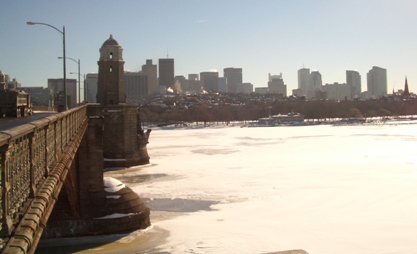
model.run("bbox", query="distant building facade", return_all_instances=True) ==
[218,77,227,93]
[292,88,304,97]
[185,74,201,93]
[307,71,322,99]
[7,78,21,90]
[200,71,219,92]
[346,70,361,100]
[48,78,77,108]
[125,72,148,104]
[159,58,175,92]
[21,87,54,107]
[142,59,158,94]
[240,83,253,94]
[297,68,310,96]
[85,73,98,103]
[255,87,269,94]
[367,66,387,98]
[173,75,185,94]
[268,73,287,96]
[224,67,242,93]
[322,82,350,101]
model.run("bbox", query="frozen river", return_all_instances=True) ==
[37,123,417,254]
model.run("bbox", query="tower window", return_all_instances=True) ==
[110,66,113,72]
[110,52,113,59]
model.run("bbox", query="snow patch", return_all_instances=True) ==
[103,177,126,193]
[94,213,136,219]
[106,195,121,199]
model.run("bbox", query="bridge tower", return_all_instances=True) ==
[97,34,126,105]
[96,34,150,168]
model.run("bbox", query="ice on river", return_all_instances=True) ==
[110,123,417,254]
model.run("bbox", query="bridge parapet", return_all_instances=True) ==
[0,106,87,247]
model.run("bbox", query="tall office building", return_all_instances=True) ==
[268,73,287,96]
[125,72,148,103]
[307,71,322,99]
[48,78,77,108]
[142,59,158,94]
[346,70,361,99]
[187,74,201,93]
[159,58,174,92]
[85,73,98,103]
[367,66,387,98]
[224,67,242,94]
[218,77,227,93]
[298,68,310,96]
[200,71,219,92]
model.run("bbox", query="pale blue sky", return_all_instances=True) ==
[1,0,417,93]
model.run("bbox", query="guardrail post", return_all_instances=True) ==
[0,145,5,237]
[0,142,14,237]
[28,132,35,198]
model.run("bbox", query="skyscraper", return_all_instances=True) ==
[224,67,242,94]
[200,71,218,92]
[85,73,98,103]
[298,68,310,96]
[187,74,201,93]
[159,58,174,93]
[142,59,158,95]
[308,71,322,99]
[125,71,148,103]
[268,73,287,96]
[217,77,227,93]
[367,66,387,98]
[48,78,77,108]
[346,70,361,100]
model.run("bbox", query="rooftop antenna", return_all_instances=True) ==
[167,48,169,58]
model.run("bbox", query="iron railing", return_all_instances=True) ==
[0,105,87,236]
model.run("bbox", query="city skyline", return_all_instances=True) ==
[1,1,417,93]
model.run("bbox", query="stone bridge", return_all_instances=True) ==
[0,105,151,253]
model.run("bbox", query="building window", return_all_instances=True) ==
[110,66,113,72]
[110,52,113,59]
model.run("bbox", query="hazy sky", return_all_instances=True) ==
[2,0,417,93]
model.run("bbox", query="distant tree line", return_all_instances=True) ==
[140,98,417,124]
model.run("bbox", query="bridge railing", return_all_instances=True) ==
[0,105,87,236]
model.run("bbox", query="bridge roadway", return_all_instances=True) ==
[0,112,58,131]
[0,106,88,253]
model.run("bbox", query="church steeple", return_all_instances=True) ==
[404,76,410,97]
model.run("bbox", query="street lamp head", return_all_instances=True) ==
[26,21,35,25]
[58,57,63,59]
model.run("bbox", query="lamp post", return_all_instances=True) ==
[27,21,67,110]
[60,57,80,104]
[70,72,85,104]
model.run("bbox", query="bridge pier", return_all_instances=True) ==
[42,104,151,239]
